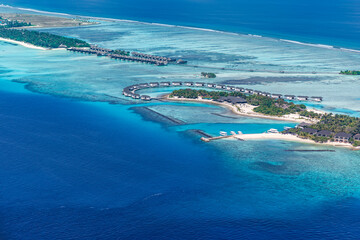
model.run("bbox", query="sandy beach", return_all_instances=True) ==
[0,37,49,50]
[165,95,318,124]
[233,133,360,150]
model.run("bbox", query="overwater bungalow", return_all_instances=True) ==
[284,95,296,100]
[194,82,205,87]
[311,96,323,102]
[334,132,352,143]
[172,81,182,86]
[133,94,141,99]
[216,84,226,89]
[141,95,151,101]
[271,94,283,99]
[160,82,171,86]
[149,82,160,87]
[138,83,150,88]
[184,82,193,86]
[297,96,309,101]
[206,83,216,88]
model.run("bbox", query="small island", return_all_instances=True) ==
[340,70,360,75]
[201,72,216,78]
[167,88,360,148]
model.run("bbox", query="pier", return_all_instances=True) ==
[122,81,323,102]
[67,45,185,66]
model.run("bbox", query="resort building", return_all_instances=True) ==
[138,83,150,88]
[149,82,160,87]
[311,96,323,102]
[141,95,151,101]
[184,82,193,86]
[195,82,204,87]
[216,84,226,89]
[206,83,216,88]
[172,82,182,86]
[334,132,352,143]
[133,94,141,99]
[284,95,296,100]
[316,130,333,138]
[297,122,312,129]
[217,96,247,104]
[271,94,283,99]
[354,134,360,141]
[160,82,171,86]
[297,96,309,101]
[301,128,318,135]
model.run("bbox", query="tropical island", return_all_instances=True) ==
[168,88,360,148]
[340,70,360,75]
[201,72,216,78]
[0,28,90,48]
[0,16,32,28]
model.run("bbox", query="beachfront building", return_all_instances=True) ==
[160,82,171,86]
[297,122,312,129]
[301,128,318,135]
[217,96,247,104]
[334,132,352,143]
[284,95,296,100]
[354,134,360,141]
[297,96,309,101]
[172,82,182,86]
[316,130,333,138]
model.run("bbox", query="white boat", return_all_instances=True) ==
[238,131,243,135]
[267,128,279,133]
[230,131,236,135]
[220,131,228,136]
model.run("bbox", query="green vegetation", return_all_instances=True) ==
[340,70,360,75]
[285,113,360,145]
[170,89,308,116]
[201,72,216,78]
[113,49,130,56]
[0,28,90,48]
[0,17,32,28]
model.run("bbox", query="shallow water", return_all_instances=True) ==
[1,5,360,240]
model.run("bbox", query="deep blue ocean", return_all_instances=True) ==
[1,1,360,239]
[3,0,360,49]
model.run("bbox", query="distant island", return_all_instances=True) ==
[340,70,360,75]
[0,28,90,48]
[0,16,31,28]
[201,72,216,78]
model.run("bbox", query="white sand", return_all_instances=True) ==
[167,96,317,123]
[0,37,49,50]
[234,133,359,149]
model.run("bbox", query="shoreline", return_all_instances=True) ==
[2,4,360,54]
[233,133,360,150]
[164,95,317,124]
[0,37,51,50]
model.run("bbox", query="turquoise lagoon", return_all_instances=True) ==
[1,6,360,239]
